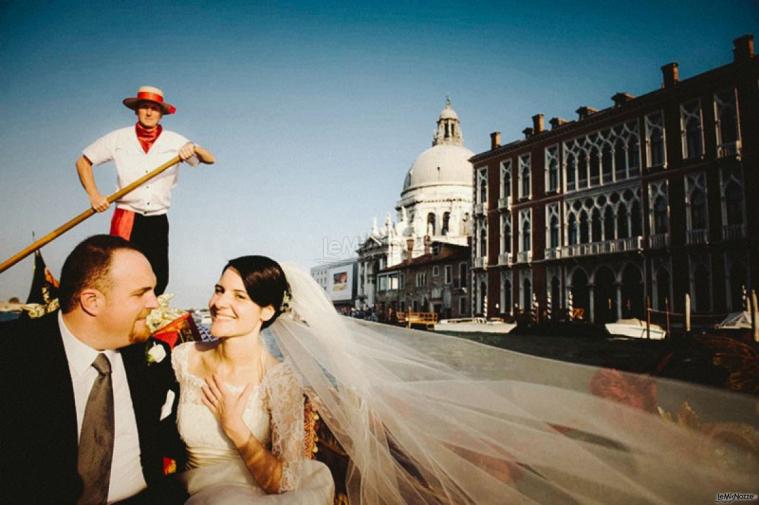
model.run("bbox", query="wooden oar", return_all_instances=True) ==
[0,155,182,274]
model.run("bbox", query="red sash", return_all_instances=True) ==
[110,208,135,240]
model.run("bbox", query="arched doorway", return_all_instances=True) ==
[621,264,643,318]
[655,267,671,311]
[593,266,616,324]
[571,269,590,321]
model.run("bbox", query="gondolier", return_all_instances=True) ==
[75,86,215,295]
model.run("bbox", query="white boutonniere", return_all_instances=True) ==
[146,342,167,366]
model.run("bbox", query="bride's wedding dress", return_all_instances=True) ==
[172,342,334,505]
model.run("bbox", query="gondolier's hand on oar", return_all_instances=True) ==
[179,142,216,165]
[89,193,110,213]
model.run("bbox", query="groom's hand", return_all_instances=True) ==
[201,374,255,447]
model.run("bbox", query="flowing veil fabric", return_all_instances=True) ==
[268,265,759,504]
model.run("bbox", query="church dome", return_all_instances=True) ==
[401,99,473,194]
[402,144,474,194]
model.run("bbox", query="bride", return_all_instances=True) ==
[176,255,759,504]
[172,256,334,504]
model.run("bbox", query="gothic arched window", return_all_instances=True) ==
[604,206,615,241]
[503,216,511,253]
[566,153,576,191]
[577,151,588,188]
[522,218,531,252]
[654,196,668,234]
[579,211,589,244]
[591,208,602,242]
[602,143,613,183]
[617,204,629,239]
[631,201,642,237]
[614,138,626,179]
[568,214,578,245]
[550,216,559,248]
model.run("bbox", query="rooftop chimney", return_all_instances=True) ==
[612,92,635,107]
[531,114,544,134]
[661,62,679,88]
[733,34,755,62]
[522,127,533,139]
[575,106,598,121]
[490,131,501,150]
[549,117,568,129]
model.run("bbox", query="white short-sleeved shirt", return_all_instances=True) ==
[83,126,197,216]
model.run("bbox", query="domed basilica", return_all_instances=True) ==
[356,99,473,309]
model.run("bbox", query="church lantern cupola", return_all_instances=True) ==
[433,97,464,147]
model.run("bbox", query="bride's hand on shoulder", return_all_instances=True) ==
[201,374,255,448]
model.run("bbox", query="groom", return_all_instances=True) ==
[0,235,186,505]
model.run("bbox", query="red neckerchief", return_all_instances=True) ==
[135,123,163,153]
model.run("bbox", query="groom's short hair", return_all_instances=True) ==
[59,234,143,313]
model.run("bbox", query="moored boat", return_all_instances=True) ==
[715,310,757,330]
[434,317,516,334]
[605,318,666,340]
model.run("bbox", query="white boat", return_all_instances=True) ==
[605,318,666,340]
[434,317,516,334]
[715,311,757,330]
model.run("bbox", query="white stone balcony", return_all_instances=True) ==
[474,203,485,216]
[474,256,487,269]
[498,252,512,265]
[648,233,670,249]
[498,196,510,209]
[722,223,746,241]
[515,251,531,263]
[561,243,593,257]
[544,247,562,260]
[560,237,643,258]
[686,228,709,245]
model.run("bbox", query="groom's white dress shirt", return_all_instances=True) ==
[58,313,147,503]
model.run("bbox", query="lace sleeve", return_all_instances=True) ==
[264,361,305,493]
[170,341,191,382]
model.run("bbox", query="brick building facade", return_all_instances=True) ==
[470,35,758,324]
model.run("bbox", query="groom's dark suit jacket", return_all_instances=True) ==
[0,312,186,505]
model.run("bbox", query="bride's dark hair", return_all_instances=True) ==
[224,255,290,329]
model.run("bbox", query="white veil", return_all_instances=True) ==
[269,264,759,504]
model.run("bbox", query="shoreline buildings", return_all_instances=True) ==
[470,35,757,324]
[310,259,358,314]
[356,100,473,318]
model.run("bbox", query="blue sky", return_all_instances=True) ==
[1,0,757,308]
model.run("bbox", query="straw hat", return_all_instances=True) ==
[122,86,176,115]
